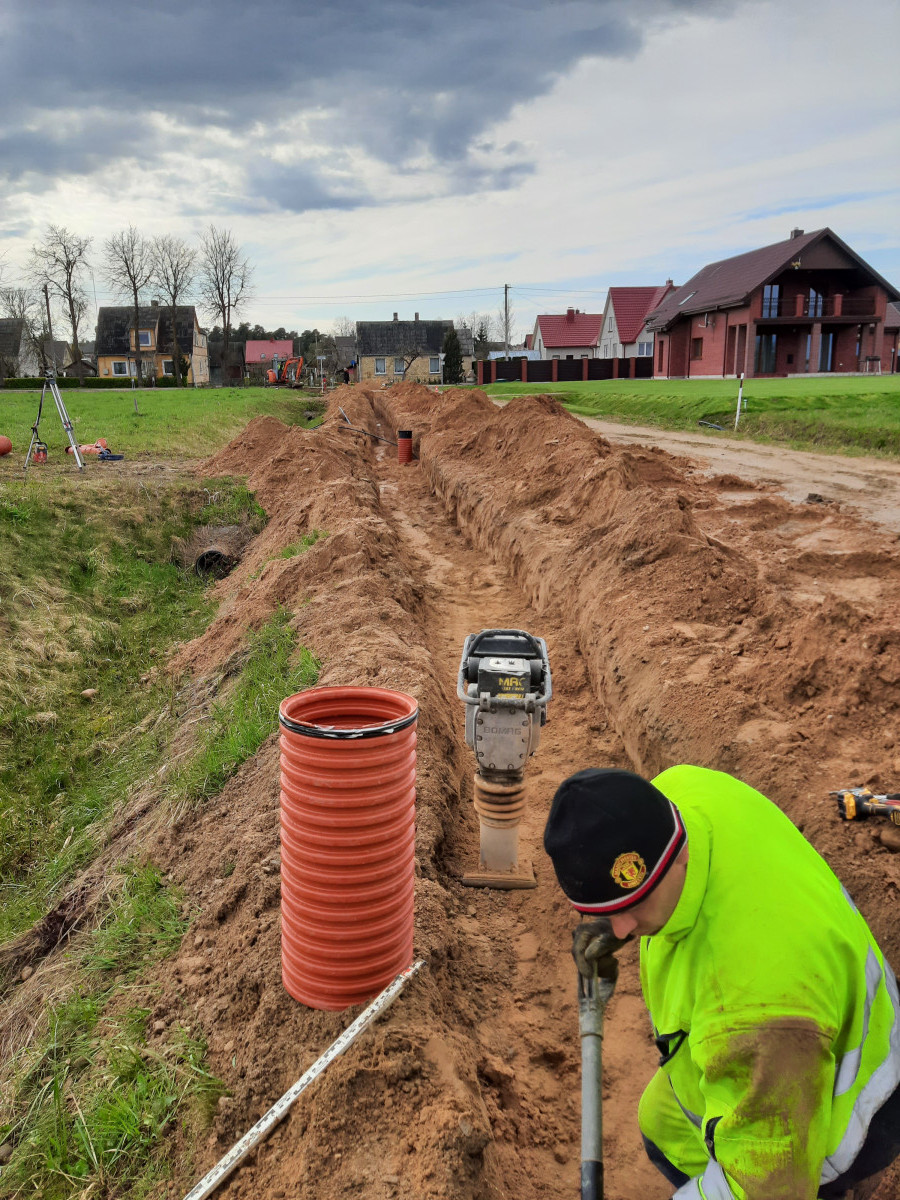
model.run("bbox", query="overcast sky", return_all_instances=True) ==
[1,0,898,341]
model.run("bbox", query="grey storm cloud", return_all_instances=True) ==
[0,0,737,213]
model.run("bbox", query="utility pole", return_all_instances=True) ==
[504,283,509,359]
[42,283,59,376]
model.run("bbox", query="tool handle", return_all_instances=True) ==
[581,1160,603,1200]
[580,967,605,1199]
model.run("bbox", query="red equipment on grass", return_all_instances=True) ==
[266,356,305,387]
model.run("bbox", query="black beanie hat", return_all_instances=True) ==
[543,768,686,913]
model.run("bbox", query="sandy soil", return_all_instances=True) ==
[4,385,900,1199]
[578,415,900,535]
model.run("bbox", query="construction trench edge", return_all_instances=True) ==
[4,382,900,1200]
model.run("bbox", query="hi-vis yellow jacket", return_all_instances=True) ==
[642,765,900,1200]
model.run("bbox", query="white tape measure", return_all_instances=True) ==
[183,960,424,1200]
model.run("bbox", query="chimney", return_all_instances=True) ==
[790,228,804,239]
[566,307,575,322]
[414,312,419,321]
[393,312,398,321]
[666,278,674,287]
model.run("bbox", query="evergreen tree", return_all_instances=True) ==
[442,326,464,385]
[474,319,491,360]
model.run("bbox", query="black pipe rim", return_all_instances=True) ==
[278,706,418,739]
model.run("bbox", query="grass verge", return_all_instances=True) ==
[484,374,900,457]
[0,472,265,941]
[0,863,225,1199]
[165,608,320,816]
[0,388,327,460]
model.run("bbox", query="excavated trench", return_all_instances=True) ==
[6,383,900,1200]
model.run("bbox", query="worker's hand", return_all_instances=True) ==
[571,918,629,983]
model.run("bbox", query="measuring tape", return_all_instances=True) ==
[182,960,424,1200]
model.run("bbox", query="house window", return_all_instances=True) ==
[761,285,780,319]
[638,341,652,356]
[581,354,588,359]
[658,341,664,371]
[429,357,440,374]
[394,357,405,375]
[138,330,152,347]
[112,360,129,375]
[552,355,560,361]
[374,357,386,375]
[819,332,834,372]
[809,288,823,318]
[690,338,703,360]
[162,360,174,376]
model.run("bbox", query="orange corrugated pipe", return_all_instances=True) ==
[397,430,413,463]
[278,685,417,1010]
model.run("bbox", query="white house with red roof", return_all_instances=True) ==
[599,285,675,359]
[245,338,294,371]
[531,308,603,359]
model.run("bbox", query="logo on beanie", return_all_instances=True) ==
[611,852,647,890]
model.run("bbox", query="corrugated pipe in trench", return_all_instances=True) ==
[278,685,418,1010]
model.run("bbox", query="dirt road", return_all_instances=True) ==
[580,415,900,534]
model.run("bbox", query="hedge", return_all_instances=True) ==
[2,377,196,390]
[2,376,84,389]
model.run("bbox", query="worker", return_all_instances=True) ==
[543,765,900,1200]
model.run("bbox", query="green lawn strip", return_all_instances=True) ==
[0,476,263,941]
[0,387,327,459]
[0,864,225,1199]
[484,375,900,457]
[165,608,320,815]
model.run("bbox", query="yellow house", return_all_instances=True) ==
[95,302,209,385]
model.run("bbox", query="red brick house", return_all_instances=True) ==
[884,302,900,374]
[645,229,900,378]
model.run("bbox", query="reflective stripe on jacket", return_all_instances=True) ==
[642,765,900,1200]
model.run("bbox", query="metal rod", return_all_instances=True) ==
[181,960,424,1200]
[579,963,607,1200]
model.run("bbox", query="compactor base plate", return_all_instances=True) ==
[461,860,537,890]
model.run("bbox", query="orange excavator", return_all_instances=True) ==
[265,356,305,387]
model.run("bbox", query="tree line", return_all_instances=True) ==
[0,224,253,387]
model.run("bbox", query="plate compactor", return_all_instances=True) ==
[457,629,552,889]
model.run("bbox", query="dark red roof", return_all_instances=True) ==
[646,228,900,333]
[609,286,674,344]
[537,310,603,348]
[886,302,900,331]
[245,338,293,364]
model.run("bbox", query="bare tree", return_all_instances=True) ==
[198,225,253,376]
[1,285,50,374]
[495,298,517,354]
[151,234,197,387]
[331,315,355,338]
[28,225,92,379]
[104,225,154,386]
[457,310,492,358]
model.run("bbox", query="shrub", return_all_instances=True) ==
[3,377,82,389]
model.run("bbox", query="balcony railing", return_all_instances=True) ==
[760,295,876,319]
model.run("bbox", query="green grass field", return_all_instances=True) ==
[484,374,900,457]
[0,386,325,459]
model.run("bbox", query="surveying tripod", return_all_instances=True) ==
[24,371,84,476]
